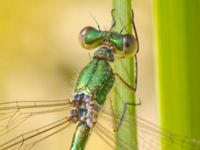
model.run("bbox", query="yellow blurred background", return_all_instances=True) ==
[0,0,155,149]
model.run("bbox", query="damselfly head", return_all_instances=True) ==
[79,26,138,58]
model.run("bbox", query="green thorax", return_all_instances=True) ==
[75,46,115,105]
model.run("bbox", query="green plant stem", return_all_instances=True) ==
[112,0,137,150]
[154,0,200,150]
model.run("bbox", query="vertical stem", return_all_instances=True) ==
[154,0,200,149]
[112,0,137,150]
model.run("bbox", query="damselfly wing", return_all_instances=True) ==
[0,99,200,150]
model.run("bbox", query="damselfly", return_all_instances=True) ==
[0,10,200,150]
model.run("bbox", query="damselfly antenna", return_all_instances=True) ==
[89,11,101,31]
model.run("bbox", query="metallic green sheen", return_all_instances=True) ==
[84,29,123,51]
[109,32,123,51]
[85,28,104,45]
[75,57,115,105]
[75,59,99,95]
[96,70,115,104]
[70,122,91,150]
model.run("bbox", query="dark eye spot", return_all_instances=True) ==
[124,35,134,49]
[125,41,130,47]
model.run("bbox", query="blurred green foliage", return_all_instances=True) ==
[154,0,200,149]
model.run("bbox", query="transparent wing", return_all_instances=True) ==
[94,122,136,150]
[1,99,200,150]
[98,104,200,150]
[0,117,72,150]
[0,99,71,136]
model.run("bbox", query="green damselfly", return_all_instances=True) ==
[0,10,200,150]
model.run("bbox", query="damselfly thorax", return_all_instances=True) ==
[70,46,115,127]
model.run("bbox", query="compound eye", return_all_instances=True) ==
[79,26,102,50]
[123,34,138,57]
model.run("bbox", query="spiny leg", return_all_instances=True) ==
[113,70,141,130]
[111,9,132,34]
[109,97,127,132]
[114,73,141,105]
[109,96,140,132]
[109,9,117,32]
[132,10,139,91]
[131,10,139,53]
[114,73,134,92]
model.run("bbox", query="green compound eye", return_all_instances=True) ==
[110,33,138,58]
[79,27,138,57]
[79,26,103,50]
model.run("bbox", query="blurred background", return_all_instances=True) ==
[0,0,154,149]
